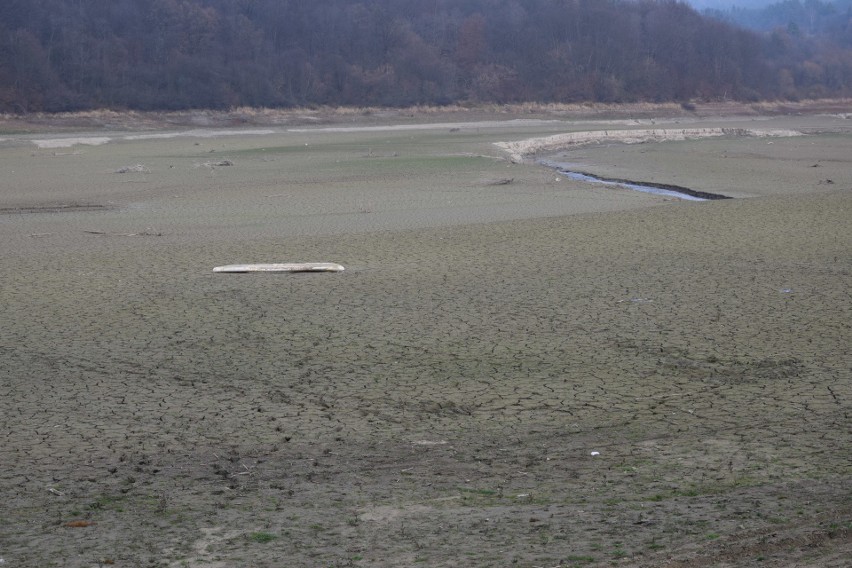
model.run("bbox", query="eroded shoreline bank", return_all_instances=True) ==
[494,126,806,163]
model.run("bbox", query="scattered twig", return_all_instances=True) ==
[114,164,149,174]
[119,231,163,237]
[200,160,234,168]
[65,520,96,528]
[363,150,398,158]
[231,463,253,477]
[83,229,162,237]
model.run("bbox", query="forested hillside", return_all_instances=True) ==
[1,0,850,113]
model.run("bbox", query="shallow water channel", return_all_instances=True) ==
[541,160,730,201]
[560,170,707,201]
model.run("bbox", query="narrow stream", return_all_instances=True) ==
[541,160,731,201]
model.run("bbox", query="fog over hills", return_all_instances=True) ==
[690,0,848,8]
[692,0,852,32]
[688,1,785,8]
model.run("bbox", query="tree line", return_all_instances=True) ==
[1,0,850,113]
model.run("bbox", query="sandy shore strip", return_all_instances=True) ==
[29,128,277,149]
[495,127,806,162]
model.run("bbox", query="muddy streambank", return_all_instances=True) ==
[500,124,829,202]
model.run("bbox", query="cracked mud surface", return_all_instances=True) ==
[1,109,850,567]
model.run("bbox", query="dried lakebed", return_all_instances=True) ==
[1,109,850,568]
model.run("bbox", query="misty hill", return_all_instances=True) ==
[689,0,780,8]
[702,0,852,34]
[1,0,850,113]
